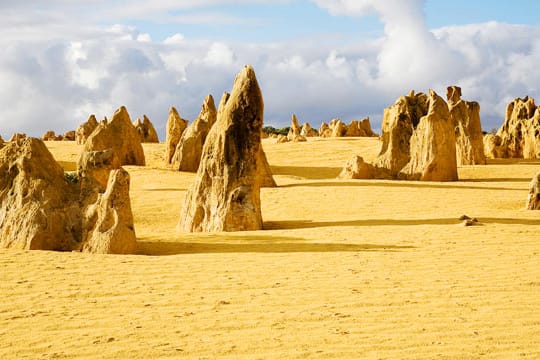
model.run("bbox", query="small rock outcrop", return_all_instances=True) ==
[300,122,317,137]
[330,119,347,137]
[345,118,377,137]
[526,172,540,210]
[178,66,264,232]
[483,134,505,159]
[133,115,159,143]
[42,131,56,141]
[276,134,289,143]
[9,133,27,142]
[0,137,137,253]
[446,86,485,165]
[319,122,332,138]
[164,107,188,165]
[337,155,376,179]
[488,97,540,159]
[171,95,217,172]
[287,114,307,142]
[82,106,145,166]
[76,115,99,145]
[63,130,76,141]
[338,90,458,182]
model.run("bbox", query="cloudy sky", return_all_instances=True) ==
[1,0,540,139]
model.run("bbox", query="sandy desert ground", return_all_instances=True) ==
[1,137,539,359]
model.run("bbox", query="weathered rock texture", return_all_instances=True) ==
[83,106,145,166]
[287,114,307,142]
[0,136,4,148]
[178,66,264,232]
[133,115,159,143]
[400,90,458,181]
[300,122,317,137]
[483,133,504,159]
[63,130,76,141]
[338,155,376,179]
[76,115,99,145]
[0,137,137,253]
[446,86,485,165]
[338,90,458,181]
[276,134,289,143]
[9,133,27,142]
[42,131,57,141]
[319,122,332,138]
[330,119,347,137]
[345,118,378,137]
[171,95,217,172]
[487,97,540,159]
[526,172,540,210]
[164,107,188,165]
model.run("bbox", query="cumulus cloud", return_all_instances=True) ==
[1,0,540,139]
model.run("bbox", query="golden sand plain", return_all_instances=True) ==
[1,137,539,359]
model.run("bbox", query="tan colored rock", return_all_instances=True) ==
[526,172,540,210]
[495,97,540,158]
[337,155,376,179]
[0,138,80,250]
[178,66,264,232]
[77,148,121,192]
[164,107,188,165]
[345,118,377,137]
[269,133,278,139]
[42,130,56,141]
[0,136,4,148]
[63,130,76,141]
[258,148,277,187]
[300,122,317,137]
[483,133,505,159]
[319,122,332,138]
[9,133,27,142]
[83,106,145,166]
[330,118,346,137]
[133,115,159,143]
[375,91,428,176]
[400,90,458,181]
[446,86,485,165]
[79,168,137,254]
[76,114,99,145]
[171,95,217,172]
[276,134,289,143]
[287,114,307,142]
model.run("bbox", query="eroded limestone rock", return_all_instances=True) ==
[164,107,188,165]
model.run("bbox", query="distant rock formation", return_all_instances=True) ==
[287,114,307,142]
[0,138,137,253]
[338,90,458,181]
[319,122,332,138]
[330,119,347,137]
[133,115,159,143]
[446,86,485,165]
[300,122,317,137]
[63,130,76,141]
[164,107,188,165]
[337,155,376,179]
[345,118,377,137]
[178,66,264,232]
[9,133,27,142]
[483,133,504,159]
[526,172,540,210]
[487,97,540,159]
[42,130,56,141]
[76,115,99,145]
[399,90,458,181]
[276,134,289,143]
[171,95,217,172]
[82,106,145,166]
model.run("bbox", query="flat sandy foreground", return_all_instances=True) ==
[1,137,539,359]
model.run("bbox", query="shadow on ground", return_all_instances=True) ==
[279,180,523,191]
[271,165,342,180]
[137,234,414,256]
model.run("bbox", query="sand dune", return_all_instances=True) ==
[1,137,539,359]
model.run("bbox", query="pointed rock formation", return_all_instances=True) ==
[178,66,264,232]
[400,90,458,181]
[345,118,377,137]
[164,107,188,165]
[171,95,217,172]
[76,115,99,145]
[375,91,428,176]
[300,122,317,137]
[0,137,138,253]
[319,122,332,138]
[82,106,145,166]
[330,118,346,137]
[133,115,159,143]
[446,86,485,165]
[79,168,137,254]
[526,172,540,210]
[492,97,540,159]
[287,114,307,142]
[42,131,56,141]
[0,138,80,250]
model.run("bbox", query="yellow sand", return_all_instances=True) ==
[1,138,539,359]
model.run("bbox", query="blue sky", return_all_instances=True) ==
[1,0,540,137]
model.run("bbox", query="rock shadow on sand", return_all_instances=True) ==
[137,234,414,256]
[270,165,342,180]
